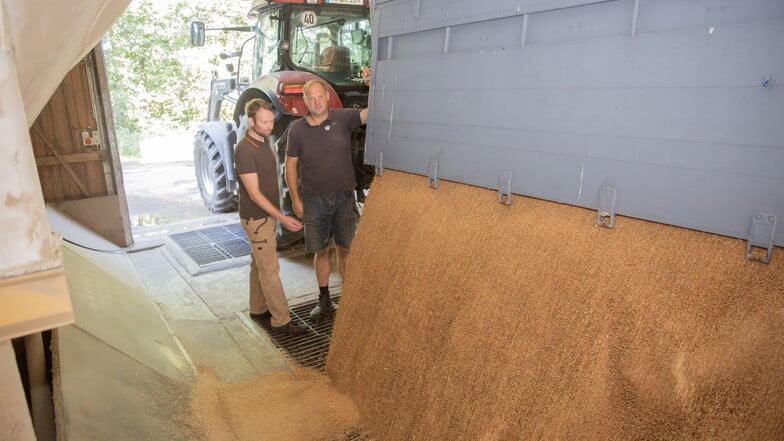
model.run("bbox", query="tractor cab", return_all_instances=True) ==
[250,0,371,91]
[189,0,371,123]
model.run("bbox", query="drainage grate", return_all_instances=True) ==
[255,295,375,441]
[169,224,250,267]
[255,295,344,371]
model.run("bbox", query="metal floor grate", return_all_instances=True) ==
[256,295,342,371]
[169,223,250,267]
[256,295,375,441]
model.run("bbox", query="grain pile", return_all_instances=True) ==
[190,367,360,441]
[327,170,784,440]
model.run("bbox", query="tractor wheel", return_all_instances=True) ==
[233,88,267,127]
[194,130,237,213]
[269,122,304,249]
[352,126,374,203]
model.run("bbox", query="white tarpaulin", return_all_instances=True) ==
[1,1,129,438]
[6,0,132,124]
[1,0,130,283]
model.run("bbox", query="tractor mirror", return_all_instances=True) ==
[190,21,206,47]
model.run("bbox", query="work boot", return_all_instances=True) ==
[249,310,272,326]
[309,293,337,321]
[271,321,308,336]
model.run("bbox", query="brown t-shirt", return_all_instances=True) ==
[235,135,280,220]
[286,108,363,195]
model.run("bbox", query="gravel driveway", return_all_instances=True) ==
[120,131,238,239]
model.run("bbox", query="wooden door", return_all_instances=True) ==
[30,45,132,247]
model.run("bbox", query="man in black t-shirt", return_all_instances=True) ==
[236,99,306,335]
[285,80,368,320]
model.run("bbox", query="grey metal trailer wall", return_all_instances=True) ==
[366,0,784,247]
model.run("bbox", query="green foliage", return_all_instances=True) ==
[116,125,141,157]
[104,0,251,156]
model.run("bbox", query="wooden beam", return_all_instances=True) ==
[34,151,106,167]
[30,125,90,197]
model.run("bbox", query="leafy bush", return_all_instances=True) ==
[116,125,141,157]
[104,0,250,155]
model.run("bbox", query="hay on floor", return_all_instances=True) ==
[328,170,784,440]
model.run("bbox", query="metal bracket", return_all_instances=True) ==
[497,171,512,205]
[427,159,439,189]
[746,211,776,264]
[376,152,384,176]
[597,186,617,228]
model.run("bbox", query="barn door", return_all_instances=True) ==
[30,44,133,248]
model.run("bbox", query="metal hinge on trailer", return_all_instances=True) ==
[746,211,777,264]
[427,159,439,189]
[597,186,617,228]
[498,170,512,205]
[376,152,384,176]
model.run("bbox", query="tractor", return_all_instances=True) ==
[190,0,372,247]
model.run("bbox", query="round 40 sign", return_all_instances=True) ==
[300,10,317,27]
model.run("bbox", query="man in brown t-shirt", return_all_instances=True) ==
[236,99,306,335]
[285,80,368,320]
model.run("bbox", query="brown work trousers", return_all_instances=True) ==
[241,216,291,327]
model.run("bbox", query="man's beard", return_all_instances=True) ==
[251,125,268,138]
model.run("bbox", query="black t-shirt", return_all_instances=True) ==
[286,108,362,195]
[235,136,280,220]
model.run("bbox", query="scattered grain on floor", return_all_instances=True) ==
[190,366,361,441]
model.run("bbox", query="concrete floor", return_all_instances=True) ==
[47,207,342,440]
[120,132,211,236]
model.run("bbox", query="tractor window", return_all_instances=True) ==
[340,20,371,73]
[254,10,281,79]
[289,9,371,86]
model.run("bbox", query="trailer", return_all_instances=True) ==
[365,0,783,255]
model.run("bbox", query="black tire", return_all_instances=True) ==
[352,126,374,203]
[233,88,267,127]
[269,120,304,249]
[194,130,237,213]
